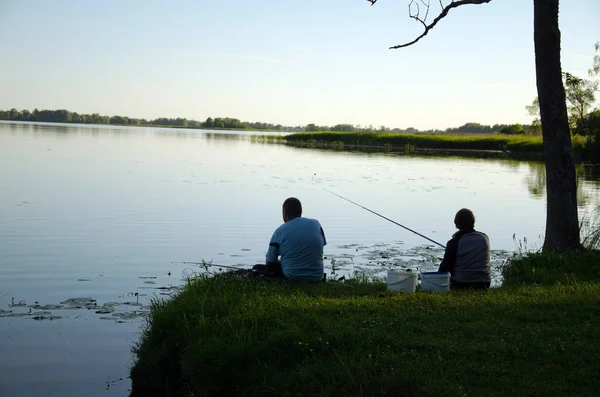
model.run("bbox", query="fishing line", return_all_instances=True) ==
[171,262,247,270]
[324,189,445,248]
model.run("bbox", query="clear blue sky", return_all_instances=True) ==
[0,0,598,130]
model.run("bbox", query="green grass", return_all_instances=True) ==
[501,250,600,286]
[260,132,596,163]
[282,132,544,153]
[130,254,600,397]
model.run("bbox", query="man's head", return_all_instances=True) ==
[454,208,475,230]
[282,197,302,222]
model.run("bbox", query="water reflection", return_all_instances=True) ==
[576,163,600,182]
[2,123,600,397]
[524,162,600,208]
[0,121,285,141]
[524,162,546,198]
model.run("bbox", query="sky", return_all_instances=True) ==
[0,0,598,130]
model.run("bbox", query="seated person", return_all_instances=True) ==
[438,208,491,290]
[253,197,327,282]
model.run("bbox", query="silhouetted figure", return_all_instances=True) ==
[438,208,491,290]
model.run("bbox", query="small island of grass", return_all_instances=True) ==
[255,131,598,163]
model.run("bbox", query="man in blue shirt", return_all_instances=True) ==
[253,197,327,282]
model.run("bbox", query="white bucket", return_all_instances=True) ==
[420,271,451,293]
[386,270,417,293]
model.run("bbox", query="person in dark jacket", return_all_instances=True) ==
[438,208,491,290]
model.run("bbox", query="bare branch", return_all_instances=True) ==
[409,0,428,30]
[419,0,430,24]
[368,0,492,49]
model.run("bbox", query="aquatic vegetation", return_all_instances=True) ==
[283,131,543,152]
[0,310,56,319]
[0,294,151,323]
[321,242,508,286]
[580,210,600,250]
[60,297,98,309]
[264,131,599,163]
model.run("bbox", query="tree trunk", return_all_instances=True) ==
[533,0,581,251]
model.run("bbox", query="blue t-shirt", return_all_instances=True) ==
[266,217,327,282]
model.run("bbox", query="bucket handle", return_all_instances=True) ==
[422,278,450,288]
[386,279,414,285]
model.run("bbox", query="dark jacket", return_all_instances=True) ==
[438,229,491,283]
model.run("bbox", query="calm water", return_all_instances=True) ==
[1,122,599,396]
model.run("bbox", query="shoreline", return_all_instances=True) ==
[278,139,546,162]
[3,121,597,164]
[255,131,598,164]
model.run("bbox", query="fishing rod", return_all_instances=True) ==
[324,189,445,248]
[171,262,248,270]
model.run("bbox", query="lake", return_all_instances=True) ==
[1,122,599,396]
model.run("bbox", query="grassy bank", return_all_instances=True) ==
[130,251,600,397]
[262,132,595,163]
[283,132,546,152]
[502,250,600,286]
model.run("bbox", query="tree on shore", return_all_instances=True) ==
[367,0,581,252]
[564,73,597,133]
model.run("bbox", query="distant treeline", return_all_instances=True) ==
[0,108,299,131]
[0,107,537,135]
[305,122,539,135]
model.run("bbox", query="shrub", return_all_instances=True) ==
[499,124,526,135]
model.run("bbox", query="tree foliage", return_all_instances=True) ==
[499,124,526,135]
[525,98,543,135]
[564,72,598,133]
[0,108,298,132]
[527,42,599,136]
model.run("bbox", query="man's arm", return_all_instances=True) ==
[265,241,280,265]
[438,238,458,273]
[320,226,327,246]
